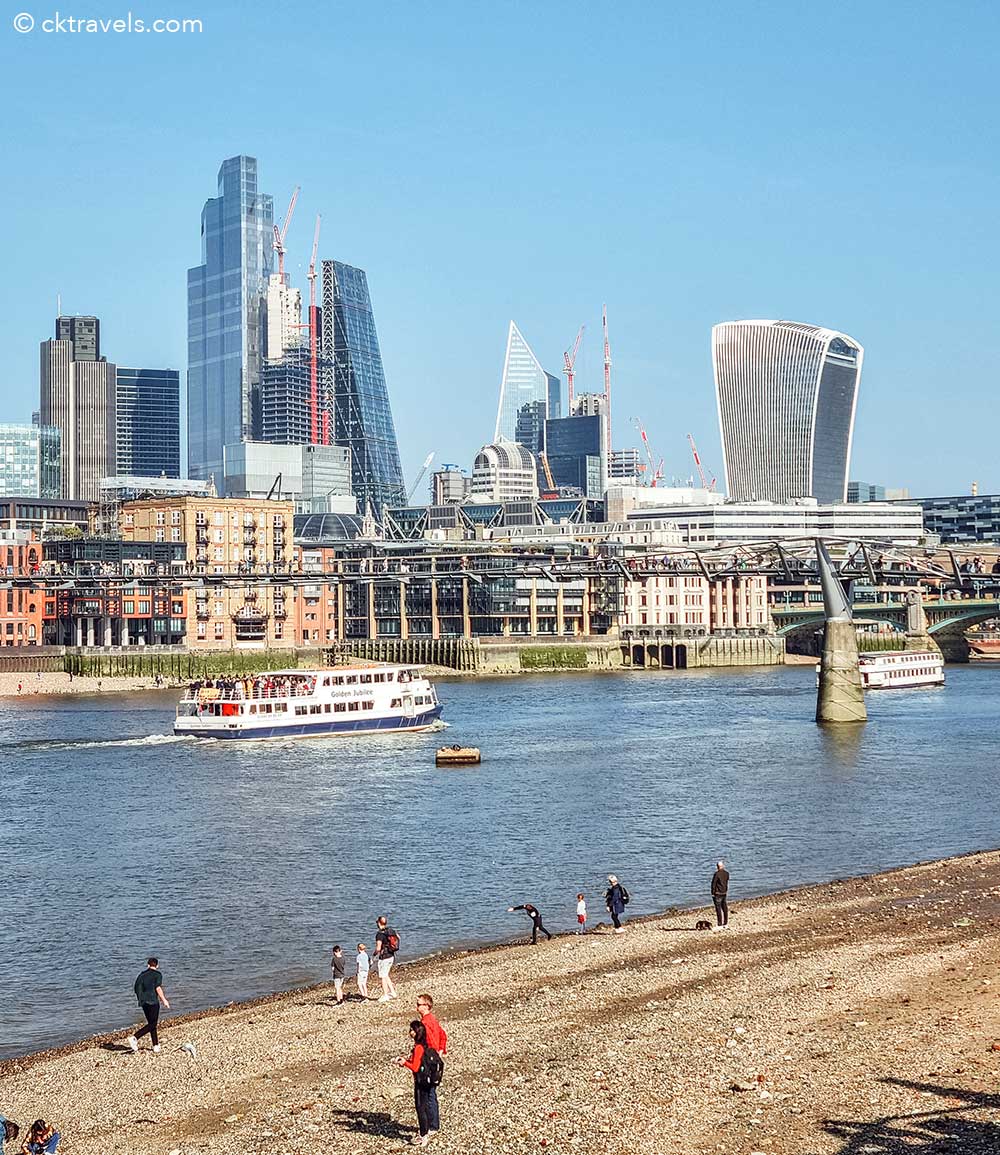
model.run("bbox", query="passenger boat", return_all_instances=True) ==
[173,665,443,740]
[967,630,1000,660]
[816,650,945,690]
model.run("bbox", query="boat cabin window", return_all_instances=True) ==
[295,705,307,715]
[323,677,331,686]
[374,673,385,683]
[386,673,394,682]
[346,676,358,685]
[334,702,346,712]
[249,705,257,714]
[333,677,344,685]
[274,702,286,713]
[390,697,401,708]
[324,703,331,712]
[361,674,372,684]
[362,700,374,710]
[348,701,359,712]
[310,704,321,714]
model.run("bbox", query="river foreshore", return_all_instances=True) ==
[4,851,1000,1154]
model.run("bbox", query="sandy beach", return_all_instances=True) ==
[3,850,1000,1154]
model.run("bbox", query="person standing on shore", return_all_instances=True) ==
[576,893,587,934]
[712,860,730,929]
[396,1020,443,1147]
[417,993,448,1055]
[1,1116,21,1153]
[507,903,552,944]
[374,917,399,1003]
[330,946,346,1004]
[127,957,170,1053]
[604,875,629,933]
[356,943,371,1000]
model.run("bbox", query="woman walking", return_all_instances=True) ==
[397,1020,441,1146]
[604,875,629,933]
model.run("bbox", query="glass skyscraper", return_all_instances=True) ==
[116,368,181,477]
[187,155,273,489]
[494,322,561,450]
[544,414,605,499]
[713,320,863,503]
[0,424,61,498]
[321,259,405,511]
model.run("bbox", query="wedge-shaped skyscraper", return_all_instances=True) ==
[713,320,863,503]
[494,321,560,452]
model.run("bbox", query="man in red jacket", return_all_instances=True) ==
[416,993,447,1054]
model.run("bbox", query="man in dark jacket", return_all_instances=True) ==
[711,861,730,928]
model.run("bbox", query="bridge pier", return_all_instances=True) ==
[815,540,867,726]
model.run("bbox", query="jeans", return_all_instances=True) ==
[531,919,552,944]
[135,1002,160,1045]
[415,1085,440,1135]
[713,896,729,926]
[610,908,622,929]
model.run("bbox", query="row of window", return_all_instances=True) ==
[292,700,376,716]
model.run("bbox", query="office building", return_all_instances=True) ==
[494,322,561,450]
[543,414,606,499]
[431,466,470,505]
[260,344,313,444]
[265,273,302,364]
[470,439,539,502]
[187,155,274,487]
[0,497,90,537]
[40,316,116,501]
[892,493,1000,544]
[572,392,606,418]
[115,368,181,477]
[0,424,61,498]
[713,320,863,503]
[610,448,643,484]
[321,259,405,510]
[848,481,885,503]
[223,442,355,513]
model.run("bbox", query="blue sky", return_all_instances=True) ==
[1,0,997,497]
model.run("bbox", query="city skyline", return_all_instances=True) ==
[2,3,999,497]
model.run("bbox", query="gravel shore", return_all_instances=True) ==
[4,851,1000,1154]
[0,672,173,698]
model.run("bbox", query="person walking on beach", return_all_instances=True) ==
[1,1116,20,1153]
[604,875,629,933]
[576,893,587,934]
[356,943,371,1000]
[127,957,170,1053]
[712,860,730,929]
[396,1020,443,1146]
[374,916,399,1002]
[330,945,346,1004]
[507,903,552,944]
[417,993,448,1055]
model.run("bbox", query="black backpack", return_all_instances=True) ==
[620,885,631,906]
[416,1046,444,1090]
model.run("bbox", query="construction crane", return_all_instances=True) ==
[686,433,717,491]
[539,451,558,497]
[272,186,300,283]
[307,214,322,444]
[633,418,663,487]
[563,325,584,414]
[407,452,435,504]
[602,306,612,453]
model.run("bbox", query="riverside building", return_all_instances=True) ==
[713,320,863,503]
[0,423,61,499]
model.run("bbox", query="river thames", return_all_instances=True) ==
[2,663,998,1059]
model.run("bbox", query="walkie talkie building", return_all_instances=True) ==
[712,320,863,504]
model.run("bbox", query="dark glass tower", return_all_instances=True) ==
[115,368,181,477]
[321,260,405,510]
[187,155,273,489]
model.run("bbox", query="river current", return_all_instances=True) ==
[2,664,998,1059]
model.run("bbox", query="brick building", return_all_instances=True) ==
[0,531,45,646]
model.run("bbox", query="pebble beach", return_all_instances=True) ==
[4,850,1000,1154]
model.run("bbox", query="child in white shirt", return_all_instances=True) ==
[356,943,371,999]
[576,893,587,934]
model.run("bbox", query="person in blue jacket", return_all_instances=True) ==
[605,874,629,933]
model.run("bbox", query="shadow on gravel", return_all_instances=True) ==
[99,1042,134,1053]
[329,1109,415,1140]
[823,1077,1000,1153]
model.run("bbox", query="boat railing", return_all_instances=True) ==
[180,681,318,704]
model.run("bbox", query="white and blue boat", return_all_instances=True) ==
[173,665,443,740]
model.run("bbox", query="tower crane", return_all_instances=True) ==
[539,451,558,497]
[563,325,584,414]
[686,433,717,491]
[633,418,663,487]
[272,186,300,283]
[407,452,436,504]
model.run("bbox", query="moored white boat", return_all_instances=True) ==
[816,650,945,690]
[173,665,442,739]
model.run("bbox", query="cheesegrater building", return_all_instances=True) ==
[712,320,863,504]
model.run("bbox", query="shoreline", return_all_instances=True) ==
[3,844,995,1072]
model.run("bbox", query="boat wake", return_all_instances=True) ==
[14,733,203,752]
[427,719,450,732]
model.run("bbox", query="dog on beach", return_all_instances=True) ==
[695,920,712,931]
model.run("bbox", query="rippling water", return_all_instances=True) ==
[2,664,998,1059]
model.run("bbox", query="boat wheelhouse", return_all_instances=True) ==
[174,665,442,740]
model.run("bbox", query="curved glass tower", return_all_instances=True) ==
[712,320,863,503]
[494,321,561,451]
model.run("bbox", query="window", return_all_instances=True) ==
[197,622,206,637]
[138,601,150,613]
[124,601,134,614]
[156,511,165,526]
[333,677,344,685]
[213,511,224,526]
[324,703,331,713]
[348,701,360,711]
[390,697,401,708]
[362,700,374,710]
[334,702,346,712]
[295,705,307,715]
[214,622,225,638]
[310,704,321,714]
[360,674,372,683]
[346,675,358,684]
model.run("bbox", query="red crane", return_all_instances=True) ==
[687,433,716,491]
[602,305,612,454]
[307,214,322,445]
[563,325,584,414]
[272,185,300,283]
[633,418,663,487]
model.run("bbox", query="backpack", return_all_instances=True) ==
[416,1046,444,1090]
[620,886,631,906]
[386,929,400,954]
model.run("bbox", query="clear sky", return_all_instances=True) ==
[1,0,997,498]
